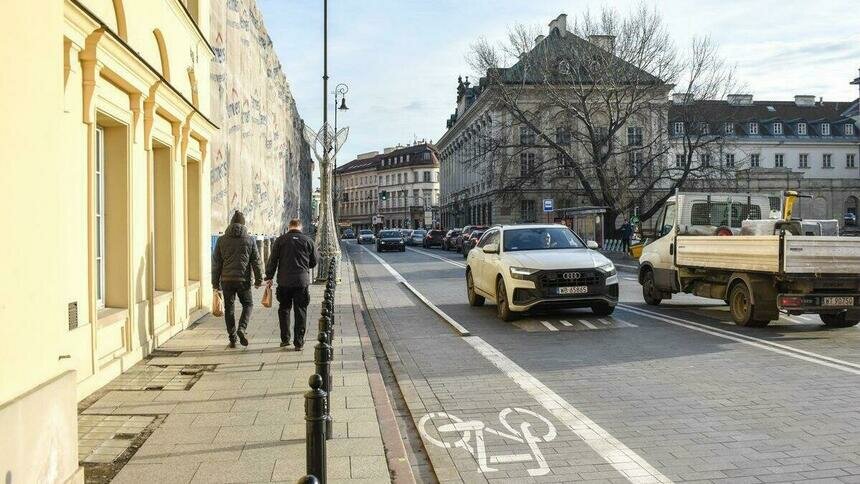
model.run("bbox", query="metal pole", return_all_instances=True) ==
[305,374,327,483]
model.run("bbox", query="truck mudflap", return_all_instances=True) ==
[777,293,860,312]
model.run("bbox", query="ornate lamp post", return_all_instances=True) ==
[332,83,348,222]
[305,0,348,282]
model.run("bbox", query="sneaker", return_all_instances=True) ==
[279,341,289,348]
[229,340,237,349]
[294,345,303,352]
[237,330,249,347]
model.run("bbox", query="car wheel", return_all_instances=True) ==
[466,270,485,307]
[496,277,515,321]
[728,282,770,327]
[590,302,615,316]
[642,269,662,306]
[820,311,860,328]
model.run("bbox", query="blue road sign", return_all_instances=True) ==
[543,199,554,212]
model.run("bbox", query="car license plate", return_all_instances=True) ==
[823,296,854,307]
[557,286,587,295]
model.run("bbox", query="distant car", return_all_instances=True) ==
[408,230,426,246]
[462,229,485,259]
[357,229,375,245]
[342,228,355,239]
[845,213,857,226]
[456,225,487,253]
[423,230,445,248]
[442,229,461,251]
[376,229,405,252]
[399,229,412,239]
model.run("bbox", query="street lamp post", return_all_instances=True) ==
[332,83,348,223]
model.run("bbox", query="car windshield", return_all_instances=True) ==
[413,231,426,236]
[471,231,484,239]
[503,227,584,252]
[379,230,400,238]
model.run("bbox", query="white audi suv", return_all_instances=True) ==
[465,224,618,321]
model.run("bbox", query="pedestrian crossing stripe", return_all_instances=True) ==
[559,320,573,327]
[540,321,559,331]
[578,319,599,329]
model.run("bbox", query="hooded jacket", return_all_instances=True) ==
[265,229,318,288]
[212,222,262,288]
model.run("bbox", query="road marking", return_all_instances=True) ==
[578,319,599,329]
[358,244,672,483]
[797,315,814,322]
[607,317,638,328]
[615,263,639,270]
[623,277,638,281]
[559,320,573,327]
[540,320,559,331]
[620,305,860,375]
[408,247,467,268]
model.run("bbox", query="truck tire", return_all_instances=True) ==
[728,282,770,327]
[642,269,662,306]
[819,312,860,328]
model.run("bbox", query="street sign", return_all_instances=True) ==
[543,199,554,212]
[631,215,640,224]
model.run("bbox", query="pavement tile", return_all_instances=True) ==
[190,459,277,484]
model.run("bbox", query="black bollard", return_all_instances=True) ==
[315,332,334,440]
[324,293,335,342]
[296,476,319,484]
[305,374,327,483]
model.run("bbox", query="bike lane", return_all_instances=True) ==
[347,243,672,483]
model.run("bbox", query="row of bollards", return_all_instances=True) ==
[301,258,338,484]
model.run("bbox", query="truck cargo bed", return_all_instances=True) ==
[783,236,860,274]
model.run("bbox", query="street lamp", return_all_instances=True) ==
[333,83,349,222]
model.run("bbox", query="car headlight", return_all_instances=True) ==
[509,267,539,280]
[596,261,616,275]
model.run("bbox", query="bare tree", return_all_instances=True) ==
[462,5,738,233]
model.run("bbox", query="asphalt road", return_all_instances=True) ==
[345,240,860,484]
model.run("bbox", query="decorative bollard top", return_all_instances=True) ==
[318,332,329,345]
[297,476,320,484]
[318,315,331,333]
[308,373,323,390]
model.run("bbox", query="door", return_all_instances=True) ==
[474,228,500,293]
[648,202,678,291]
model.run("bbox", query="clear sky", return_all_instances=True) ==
[258,0,860,177]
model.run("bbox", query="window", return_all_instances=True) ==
[555,126,571,145]
[799,153,809,169]
[519,152,535,177]
[772,122,783,135]
[690,202,762,228]
[519,200,537,222]
[413,172,418,183]
[700,153,712,168]
[422,151,431,160]
[519,126,535,145]
[725,153,735,167]
[821,123,830,136]
[823,153,832,168]
[750,154,760,167]
[423,171,431,182]
[95,128,105,308]
[504,227,585,251]
[385,175,390,185]
[774,153,784,168]
[397,173,402,184]
[846,124,855,136]
[848,154,856,168]
[724,123,735,135]
[558,151,574,176]
[628,152,643,176]
[674,154,683,168]
[749,122,759,135]
[477,229,499,248]
[797,122,807,135]
[673,122,684,135]
[627,127,643,146]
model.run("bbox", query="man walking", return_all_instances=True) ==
[265,218,317,351]
[212,211,262,348]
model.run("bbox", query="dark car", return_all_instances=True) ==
[423,229,445,248]
[456,225,487,253]
[342,228,355,239]
[442,229,461,251]
[461,230,485,259]
[846,213,857,227]
[376,229,405,252]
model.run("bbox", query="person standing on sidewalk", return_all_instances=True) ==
[619,218,633,254]
[212,210,262,348]
[265,218,317,351]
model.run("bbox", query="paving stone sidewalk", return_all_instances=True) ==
[77,260,391,484]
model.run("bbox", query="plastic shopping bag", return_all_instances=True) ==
[261,285,273,308]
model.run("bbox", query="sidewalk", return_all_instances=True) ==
[77,260,391,484]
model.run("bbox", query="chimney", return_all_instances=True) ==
[548,13,567,37]
[535,34,545,44]
[588,34,616,52]
[672,92,692,105]
[727,94,753,106]
[383,147,396,154]
[357,151,379,160]
[794,95,815,107]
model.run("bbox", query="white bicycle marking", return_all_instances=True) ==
[419,407,557,476]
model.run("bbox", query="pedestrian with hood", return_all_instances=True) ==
[212,210,262,348]
[265,218,317,351]
[619,218,633,254]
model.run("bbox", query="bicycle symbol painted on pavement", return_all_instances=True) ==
[418,407,557,476]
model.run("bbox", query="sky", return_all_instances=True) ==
[258,0,860,180]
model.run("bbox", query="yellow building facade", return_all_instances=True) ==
[0,1,217,481]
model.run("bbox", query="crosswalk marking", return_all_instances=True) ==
[559,320,573,327]
[606,317,638,328]
[578,319,599,329]
[540,320,559,331]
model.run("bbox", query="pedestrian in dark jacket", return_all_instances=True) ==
[212,211,262,348]
[619,218,633,253]
[265,218,317,350]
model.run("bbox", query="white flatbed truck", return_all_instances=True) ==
[638,192,860,327]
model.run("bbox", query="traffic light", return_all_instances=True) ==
[379,191,389,201]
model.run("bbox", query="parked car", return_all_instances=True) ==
[442,229,462,251]
[407,230,426,246]
[399,229,412,239]
[461,229,485,259]
[342,228,355,239]
[465,224,617,321]
[356,229,375,245]
[423,229,445,248]
[456,225,487,252]
[376,229,405,252]
[845,212,857,226]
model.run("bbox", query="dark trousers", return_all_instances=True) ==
[276,285,310,346]
[222,281,253,340]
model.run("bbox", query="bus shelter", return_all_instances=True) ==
[555,206,607,247]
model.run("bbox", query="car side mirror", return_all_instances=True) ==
[483,242,499,254]
[586,240,599,250]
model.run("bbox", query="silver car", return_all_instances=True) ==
[357,229,375,245]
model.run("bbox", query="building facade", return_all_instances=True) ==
[335,143,441,230]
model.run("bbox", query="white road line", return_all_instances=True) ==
[559,320,573,327]
[578,319,599,329]
[623,277,638,281]
[620,305,860,375]
[797,315,814,322]
[540,320,560,331]
[407,247,467,268]
[359,244,672,483]
[607,317,638,328]
[615,263,639,270]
